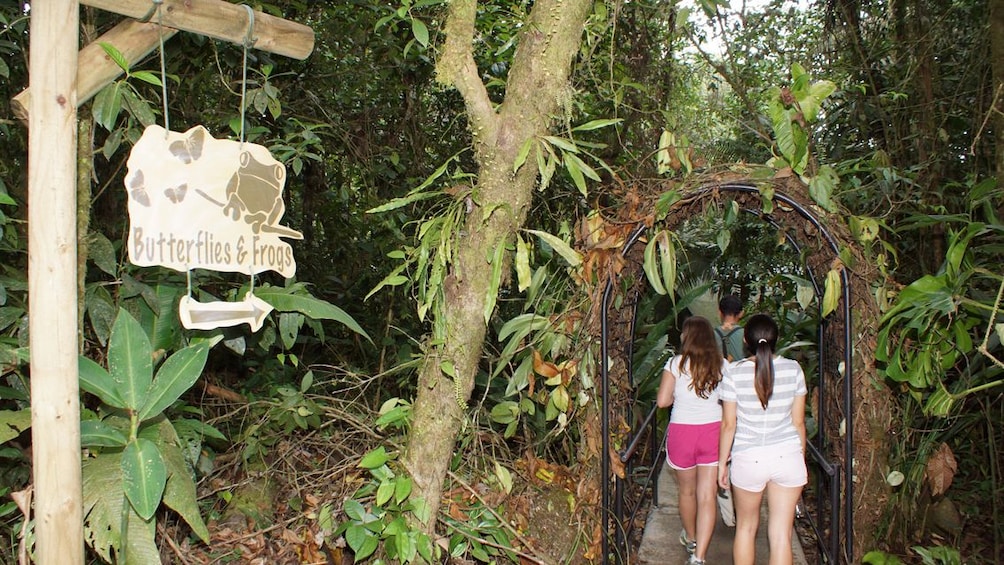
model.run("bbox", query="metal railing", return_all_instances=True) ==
[599,182,855,564]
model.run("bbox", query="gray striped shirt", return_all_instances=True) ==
[720,356,807,452]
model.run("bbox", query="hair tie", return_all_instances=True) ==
[758,338,768,345]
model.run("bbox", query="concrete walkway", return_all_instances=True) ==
[638,464,809,564]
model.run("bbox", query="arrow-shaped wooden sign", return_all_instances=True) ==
[178,293,273,332]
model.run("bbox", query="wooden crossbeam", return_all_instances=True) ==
[13,0,314,121]
[12,19,178,121]
[81,0,314,59]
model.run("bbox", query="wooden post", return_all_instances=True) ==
[28,0,84,563]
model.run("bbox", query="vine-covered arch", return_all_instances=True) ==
[596,176,893,564]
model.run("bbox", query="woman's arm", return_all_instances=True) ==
[656,366,676,408]
[791,393,807,453]
[718,400,737,488]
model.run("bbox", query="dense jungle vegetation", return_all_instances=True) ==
[0,0,1002,563]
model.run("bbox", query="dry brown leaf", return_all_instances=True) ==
[608,444,626,479]
[926,442,957,497]
[533,349,559,378]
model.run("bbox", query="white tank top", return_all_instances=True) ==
[663,355,723,425]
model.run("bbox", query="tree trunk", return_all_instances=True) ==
[401,0,594,531]
[991,0,1004,221]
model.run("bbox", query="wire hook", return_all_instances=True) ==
[138,0,163,24]
[241,4,257,49]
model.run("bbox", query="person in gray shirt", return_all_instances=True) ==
[717,314,807,565]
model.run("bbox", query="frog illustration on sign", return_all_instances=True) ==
[200,150,303,239]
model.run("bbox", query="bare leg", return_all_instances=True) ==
[732,485,763,565]
[676,467,698,543]
[693,464,718,560]
[765,482,803,565]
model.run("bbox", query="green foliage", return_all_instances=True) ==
[79,309,219,563]
[876,217,1003,415]
[642,230,677,297]
[766,64,837,195]
[335,447,434,563]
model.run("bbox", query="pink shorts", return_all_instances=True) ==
[666,422,721,470]
[729,443,807,491]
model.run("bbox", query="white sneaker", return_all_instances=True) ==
[679,529,696,554]
[686,556,706,565]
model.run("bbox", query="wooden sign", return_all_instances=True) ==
[125,124,301,278]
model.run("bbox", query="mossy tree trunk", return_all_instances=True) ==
[401,0,594,531]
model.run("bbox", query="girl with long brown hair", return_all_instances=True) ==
[657,316,725,565]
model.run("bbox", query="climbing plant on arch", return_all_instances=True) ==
[592,172,894,563]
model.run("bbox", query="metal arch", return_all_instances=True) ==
[599,181,855,563]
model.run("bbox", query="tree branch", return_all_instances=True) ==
[437,0,496,138]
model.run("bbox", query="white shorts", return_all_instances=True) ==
[730,443,807,492]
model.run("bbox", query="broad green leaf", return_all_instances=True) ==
[256,286,371,342]
[365,190,440,214]
[798,80,837,123]
[365,267,409,300]
[807,165,839,212]
[85,285,117,347]
[82,452,124,562]
[494,463,513,494]
[484,242,505,324]
[129,70,163,87]
[552,385,570,412]
[564,155,587,197]
[137,341,211,422]
[643,234,667,295]
[572,118,622,131]
[92,81,124,131]
[121,438,167,521]
[159,426,209,542]
[395,476,413,503]
[89,231,118,276]
[0,409,31,444]
[656,231,677,299]
[376,479,395,506]
[822,268,842,318]
[411,18,429,47]
[496,313,552,343]
[515,234,532,292]
[525,229,582,267]
[345,525,379,560]
[565,152,601,182]
[656,130,673,174]
[542,135,579,152]
[924,387,955,417]
[80,420,128,448]
[359,447,391,469]
[79,355,128,409]
[513,138,533,173]
[655,189,682,219]
[107,309,153,411]
[490,401,520,424]
[121,88,157,127]
[98,42,130,72]
[536,142,557,191]
[716,229,731,254]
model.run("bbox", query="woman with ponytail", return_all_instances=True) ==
[717,314,807,565]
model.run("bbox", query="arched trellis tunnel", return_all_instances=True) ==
[596,179,891,564]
